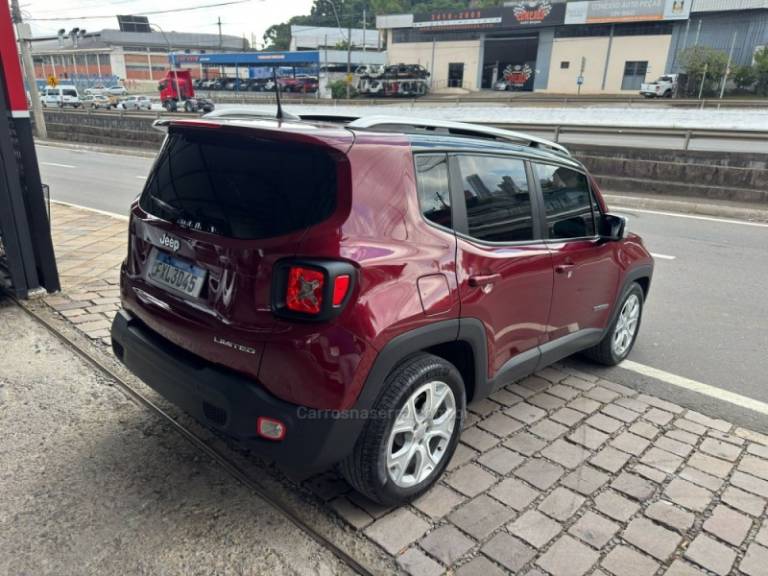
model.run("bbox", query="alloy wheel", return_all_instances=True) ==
[386,381,457,488]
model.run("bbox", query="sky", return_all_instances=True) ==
[19,0,315,48]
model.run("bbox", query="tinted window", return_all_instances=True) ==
[415,155,451,229]
[139,130,337,239]
[62,89,77,97]
[535,164,596,239]
[457,155,534,243]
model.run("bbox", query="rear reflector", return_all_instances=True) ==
[332,274,351,307]
[257,417,286,441]
[286,266,324,314]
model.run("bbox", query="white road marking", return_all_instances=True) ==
[41,162,76,169]
[135,175,146,179]
[51,200,129,221]
[614,206,768,229]
[621,360,768,416]
[650,253,676,260]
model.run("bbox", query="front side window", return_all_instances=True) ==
[457,155,534,243]
[535,163,596,239]
[415,154,451,229]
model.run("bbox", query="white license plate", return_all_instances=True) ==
[147,250,206,298]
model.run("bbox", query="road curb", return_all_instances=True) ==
[604,193,768,223]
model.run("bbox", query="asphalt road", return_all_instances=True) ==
[37,144,768,429]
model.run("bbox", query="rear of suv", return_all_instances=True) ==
[111,114,653,505]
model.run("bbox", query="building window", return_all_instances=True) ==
[448,62,464,88]
[621,61,648,90]
[560,61,570,69]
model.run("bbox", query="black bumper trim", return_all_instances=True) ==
[110,309,364,472]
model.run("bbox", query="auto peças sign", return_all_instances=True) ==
[413,1,565,31]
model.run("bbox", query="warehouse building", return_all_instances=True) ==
[377,0,768,94]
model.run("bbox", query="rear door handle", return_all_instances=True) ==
[468,273,501,287]
[555,264,575,274]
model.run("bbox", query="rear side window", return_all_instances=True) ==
[140,130,337,239]
[415,154,451,229]
[534,163,596,239]
[456,155,534,243]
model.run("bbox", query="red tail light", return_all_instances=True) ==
[286,266,324,314]
[273,260,356,321]
[332,274,351,307]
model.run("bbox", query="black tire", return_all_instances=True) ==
[340,353,466,506]
[583,282,644,366]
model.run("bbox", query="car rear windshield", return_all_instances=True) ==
[139,129,338,239]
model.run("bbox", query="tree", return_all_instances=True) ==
[732,65,756,92]
[678,46,728,96]
[755,47,768,96]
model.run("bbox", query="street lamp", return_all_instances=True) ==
[150,23,181,111]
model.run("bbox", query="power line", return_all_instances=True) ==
[25,0,253,21]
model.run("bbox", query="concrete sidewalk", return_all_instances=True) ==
[36,201,768,576]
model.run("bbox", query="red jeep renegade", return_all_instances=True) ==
[111,114,653,505]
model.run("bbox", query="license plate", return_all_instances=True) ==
[147,250,207,298]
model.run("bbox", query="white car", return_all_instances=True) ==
[41,85,81,108]
[106,85,128,96]
[640,74,679,98]
[119,95,152,110]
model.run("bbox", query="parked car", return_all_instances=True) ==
[84,84,107,96]
[111,114,653,506]
[106,85,128,96]
[119,95,152,110]
[41,85,81,108]
[81,94,112,109]
[640,74,679,98]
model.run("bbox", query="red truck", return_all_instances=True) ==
[158,69,214,113]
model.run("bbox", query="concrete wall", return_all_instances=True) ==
[386,32,482,90]
[536,34,672,93]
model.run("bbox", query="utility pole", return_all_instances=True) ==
[362,7,366,54]
[10,0,46,138]
[719,29,737,100]
[217,17,223,50]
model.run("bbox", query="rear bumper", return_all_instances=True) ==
[110,309,364,472]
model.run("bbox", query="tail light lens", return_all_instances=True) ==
[272,260,356,321]
[332,274,351,307]
[286,266,325,314]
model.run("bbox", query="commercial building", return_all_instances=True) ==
[377,0,768,93]
[29,27,247,86]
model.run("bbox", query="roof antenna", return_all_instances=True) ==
[273,66,284,120]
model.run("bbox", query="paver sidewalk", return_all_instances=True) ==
[42,202,768,576]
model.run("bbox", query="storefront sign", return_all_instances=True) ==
[564,0,691,24]
[503,63,534,88]
[413,1,565,31]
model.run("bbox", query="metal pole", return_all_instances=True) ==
[600,24,614,91]
[10,0,46,138]
[694,19,702,46]
[362,7,366,54]
[698,61,708,99]
[430,36,436,89]
[96,51,101,77]
[719,29,737,100]
[50,55,56,77]
[346,22,352,99]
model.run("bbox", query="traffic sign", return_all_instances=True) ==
[47,75,57,87]
[577,75,584,85]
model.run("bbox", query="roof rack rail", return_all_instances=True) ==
[346,116,570,156]
[203,109,356,124]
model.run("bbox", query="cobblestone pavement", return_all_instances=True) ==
[40,202,768,575]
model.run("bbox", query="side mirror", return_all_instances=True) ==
[599,214,627,241]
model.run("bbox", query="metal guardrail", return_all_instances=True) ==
[44,107,768,152]
[196,91,768,109]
